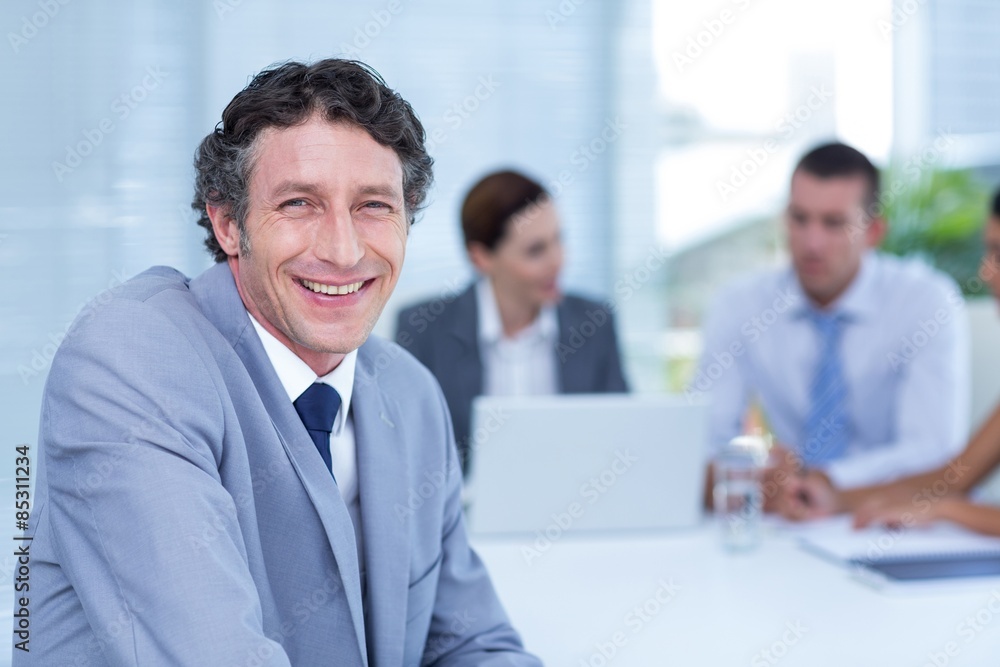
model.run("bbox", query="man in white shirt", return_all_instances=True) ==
[692,142,969,507]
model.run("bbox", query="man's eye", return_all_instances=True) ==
[364,201,389,209]
[282,199,307,208]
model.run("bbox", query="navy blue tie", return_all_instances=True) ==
[293,383,341,479]
[802,311,850,465]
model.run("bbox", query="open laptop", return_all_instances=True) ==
[465,394,708,536]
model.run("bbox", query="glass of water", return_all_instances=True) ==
[713,435,767,552]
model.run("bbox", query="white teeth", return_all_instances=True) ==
[302,279,364,295]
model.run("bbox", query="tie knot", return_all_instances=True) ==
[293,383,342,434]
[809,310,842,339]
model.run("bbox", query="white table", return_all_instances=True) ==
[472,520,1000,666]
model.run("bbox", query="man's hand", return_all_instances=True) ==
[777,469,841,521]
[761,444,803,513]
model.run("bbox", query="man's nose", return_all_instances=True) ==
[549,240,565,273]
[800,220,828,251]
[313,208,364,268]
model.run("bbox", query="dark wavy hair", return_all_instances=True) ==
[191,58,434,262]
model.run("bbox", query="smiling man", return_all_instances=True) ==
[18,59,540,666]
[695,142,969,506]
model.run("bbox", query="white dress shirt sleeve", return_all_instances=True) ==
[824,283,970,488]
[691,285,751,460]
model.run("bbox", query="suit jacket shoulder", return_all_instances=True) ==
[555,290,629,393]
[24,264,539,667]
[395,284,477,357]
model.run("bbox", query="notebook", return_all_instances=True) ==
[792,516,1000,592]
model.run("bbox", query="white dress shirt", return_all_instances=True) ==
[248,314,364,567]
[693,251,970,488]
[476,278,559,397]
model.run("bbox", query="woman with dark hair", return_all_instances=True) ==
[396,169,629,474]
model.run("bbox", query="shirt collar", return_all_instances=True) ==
[248,313,357,435]
[476,278,558,345]
[789,250,879,321]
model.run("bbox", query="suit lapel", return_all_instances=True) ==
[447,284,483,396]
[190,263,369,664]
[556,299,575,392]
[353,346,411,667]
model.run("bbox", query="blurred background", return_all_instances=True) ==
[3,0,1000,658]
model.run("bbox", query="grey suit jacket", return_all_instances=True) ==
[395,284,628,473]
[16,263,540,666]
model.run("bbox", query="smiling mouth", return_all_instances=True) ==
[300,278,367,295]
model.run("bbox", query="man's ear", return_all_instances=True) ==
[865,217,887,248]
[206,204,240,257]
[466,242,493,275]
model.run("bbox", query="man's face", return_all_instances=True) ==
[785,170,884,307]
[982,216,1000,306]
[210,115,407,374]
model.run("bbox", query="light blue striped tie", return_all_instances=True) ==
[802,311,850,465]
